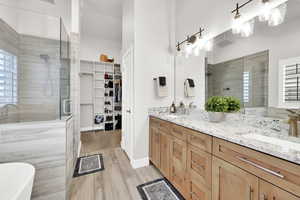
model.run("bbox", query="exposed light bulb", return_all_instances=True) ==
[268,3,287,26]
[240,19,255,37]
[204,40,213,51]
[193,46,200,56]
[176,49,183,57]
[184,43,192,58]
[259,1,272,22]
[232,16,243,34]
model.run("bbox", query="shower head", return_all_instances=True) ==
[40,54,50,62]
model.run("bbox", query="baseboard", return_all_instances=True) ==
[131,157,149,169]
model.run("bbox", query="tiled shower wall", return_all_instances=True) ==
[18,34,61,121]
[0,19,61,123]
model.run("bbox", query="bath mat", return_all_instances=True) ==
[137,178,184,200]
[73,154,104,177]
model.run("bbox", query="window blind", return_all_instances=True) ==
[243,71,250,103]
[284,64,300,102]
[0,49,17,106]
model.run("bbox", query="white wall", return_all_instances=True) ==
[175,54,206,108]
[122,0,135,52]
[0,0,71,32]
[130,0,175,163]
[80,0,122,63]
[0,0,71,39]
[80,36,121,63]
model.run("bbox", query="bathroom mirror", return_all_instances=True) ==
[174,0,300,118]
[205,0,300,114]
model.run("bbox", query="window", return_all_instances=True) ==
[243,71,250,103]
[284,64,300,102]
[278,57,300,108]
[0,49,17,106]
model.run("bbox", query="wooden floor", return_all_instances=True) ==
[70,131,162,200]
[80,130,122,153]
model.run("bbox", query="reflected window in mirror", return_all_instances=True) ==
[278,57,300,109]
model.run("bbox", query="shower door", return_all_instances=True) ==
[60,19,71,118]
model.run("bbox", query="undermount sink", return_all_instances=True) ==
[243,134,300,151]
[164,114,180,119]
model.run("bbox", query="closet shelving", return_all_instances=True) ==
[80,60,121,132]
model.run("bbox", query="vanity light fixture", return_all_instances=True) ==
[176,28,212,57]
[231,1,255,37]
[259,0,272,22]
[259,0,287,26]
[268,3,287,26]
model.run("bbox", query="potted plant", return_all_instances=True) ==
[205,96,228,122]
[225,96,241,113]
[205,96,241,122]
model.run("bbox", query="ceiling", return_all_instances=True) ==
[81,0,122,42]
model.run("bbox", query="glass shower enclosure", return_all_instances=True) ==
[0,8,71,123]
[0,3,71,200]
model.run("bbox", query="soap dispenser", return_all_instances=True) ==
[170,102,176,113]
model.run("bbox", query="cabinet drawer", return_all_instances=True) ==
[213,138,300,197]
[170,124,187,141]
[187,130,212,153]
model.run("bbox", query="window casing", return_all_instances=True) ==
[0,49,17,106]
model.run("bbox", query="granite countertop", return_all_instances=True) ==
[149,108,300,165]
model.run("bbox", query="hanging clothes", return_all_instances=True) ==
[115,80,122,103]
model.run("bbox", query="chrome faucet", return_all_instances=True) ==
[187,102,197,115]
[286,109,300,138]
[178,101,187,115]
[189,102,196,109]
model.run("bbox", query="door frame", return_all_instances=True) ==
[121,46,135,161]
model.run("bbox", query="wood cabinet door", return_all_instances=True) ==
[170,137,187,197]
[160,130,171,179]
[260,180,300,200]
[150,125,160,168]
[186,145,212,200]
[212,157,259,200]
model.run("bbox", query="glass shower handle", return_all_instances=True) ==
[63,99,71,115]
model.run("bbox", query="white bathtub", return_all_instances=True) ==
[0,163,35,200]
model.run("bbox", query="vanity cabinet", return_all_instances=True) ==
[149,120,160,168]
[186,145,212,200]
[149,117,300,200]
[260,180,300,200]
[160,130,171,179]
[213,137,300,197]
[212,157,259,200]
[170,137,187,196]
